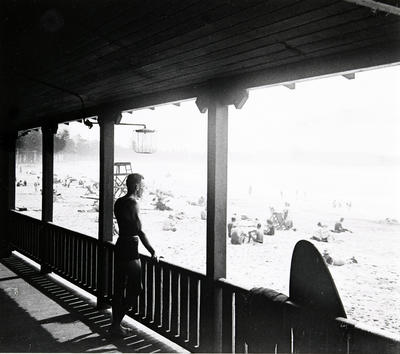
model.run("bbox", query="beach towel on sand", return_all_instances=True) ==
[246,287,289,353]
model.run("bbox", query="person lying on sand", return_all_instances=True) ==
[331,217,352,233]
[322,250,357,266]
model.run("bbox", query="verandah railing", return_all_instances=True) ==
[9,210,205,352]
[8,210,400,353]
[103,241,204,350]
[9,210,98,295]
[217,279,400,354]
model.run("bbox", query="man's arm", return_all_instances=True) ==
[138,230,156,257]
[130,199,156,257]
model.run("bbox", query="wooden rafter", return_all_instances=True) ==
[343,0,400,16]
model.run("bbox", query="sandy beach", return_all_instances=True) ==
[15,160,400,337]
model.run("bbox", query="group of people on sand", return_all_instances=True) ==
[16,179,27,187]
[16,176,41,192]
[311,218,352,243]
[228,216,275,245]
[227,203,299,245]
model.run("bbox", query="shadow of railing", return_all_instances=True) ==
[1,254,179,353]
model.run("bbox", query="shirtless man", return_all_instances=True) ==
[248,223,264,243]
[110,173,158,336]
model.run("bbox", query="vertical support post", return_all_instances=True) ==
[0,132,16,258]
[205,98,228,352]
[41,124,57,222]
[7,133,16,211]
[41,124,57,273]
[97,112,116,308]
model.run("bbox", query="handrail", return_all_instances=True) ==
[217,277,250,292]
[11,210,95,242]
[104,240,206,279]
[336,317,400,343]
[46,221,97,242]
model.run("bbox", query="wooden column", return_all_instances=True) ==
[199,86,248,352]
[7,133,16,256]
[206,100,228,281]
[41,124,57,222]
[7,133,16,211]
[97,112,116,308]
[204,98,229,353]
[0,132,16,257]
[41,124,57,273]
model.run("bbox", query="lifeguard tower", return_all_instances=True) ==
[113,162,132,199]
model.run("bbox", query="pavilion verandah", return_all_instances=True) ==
[0,252,184,353]
[3,87,400,353]
[2,0,400,351]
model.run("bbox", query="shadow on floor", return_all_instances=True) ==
[0,255,178,353]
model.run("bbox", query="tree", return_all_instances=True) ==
[54,129,70,153]
[16,130,42,152]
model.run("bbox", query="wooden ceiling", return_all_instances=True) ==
[2,0,400,130]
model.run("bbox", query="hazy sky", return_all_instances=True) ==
[231,64,400,157]
[67,64,400,158]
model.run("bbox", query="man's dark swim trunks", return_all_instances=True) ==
[115,235,139,262]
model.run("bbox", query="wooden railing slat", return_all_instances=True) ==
[78,238,82,283]
[171,271,179,337]
[162,266,171,333]
[68,233,73,277]
[180,273,189,343]
[146,261,154,323]
[93,244,98,291]
[154,264,162,327]
[82,239,86,286]
[189,276,200,348]
[234,291,247,354]
[58,231,62,271]
[107,246,114,298]
[75,235,79,281]
[139,259,147,319]
[222,288,233,353]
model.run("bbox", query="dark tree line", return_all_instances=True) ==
[16,130,42,152]
[17,129,98,155]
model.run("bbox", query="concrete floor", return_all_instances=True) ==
[0,254,184,353]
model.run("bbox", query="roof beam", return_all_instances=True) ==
[343,0,400,16]
[12,42,400,132]
[226,42,400,91]
[283,83,296,90]
[343,73,356,80]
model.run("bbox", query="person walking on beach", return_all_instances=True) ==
[110,173,159,336]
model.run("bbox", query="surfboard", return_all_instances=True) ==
[289,240,346,318]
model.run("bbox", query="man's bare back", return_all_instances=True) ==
[114,195,142,237]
